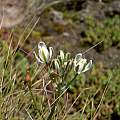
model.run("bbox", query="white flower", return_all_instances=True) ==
[74,53,93,74]
[59,50,65,60]
[33,41,53,63]
[58,50,70,63]
[53,59,60,71]
[82,60,93,73]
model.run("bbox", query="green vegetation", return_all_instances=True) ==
[82,15,120,51]
[68,65,120,119]
[0,40,120,120]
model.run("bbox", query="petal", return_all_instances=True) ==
[54,59,60,70]
[75,53,82,62]
[38,41,46,49]
[60,50,64,60]
[65,52,70,61]
[41,47,50,63]
[77,63,85,74]
[38,44,49,62]
[81,58,87,65]
[38,42,49,58]
[74,53,82,65]
[33,51,44,63]
[49,47,53,59]
[74,57,86,74]
[82,60,93,73]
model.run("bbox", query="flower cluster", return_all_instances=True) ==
[33,41,93,119]
[34,41,93,75]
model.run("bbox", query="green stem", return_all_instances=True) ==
[66,73,78,89]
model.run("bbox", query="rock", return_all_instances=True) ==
[104,0,120,16]
[0,0,28,28]
[50,10,66,25]
[78,1,105,21]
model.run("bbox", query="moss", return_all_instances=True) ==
[81,15,120,51]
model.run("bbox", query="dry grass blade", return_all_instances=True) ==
[92,75,112,120]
